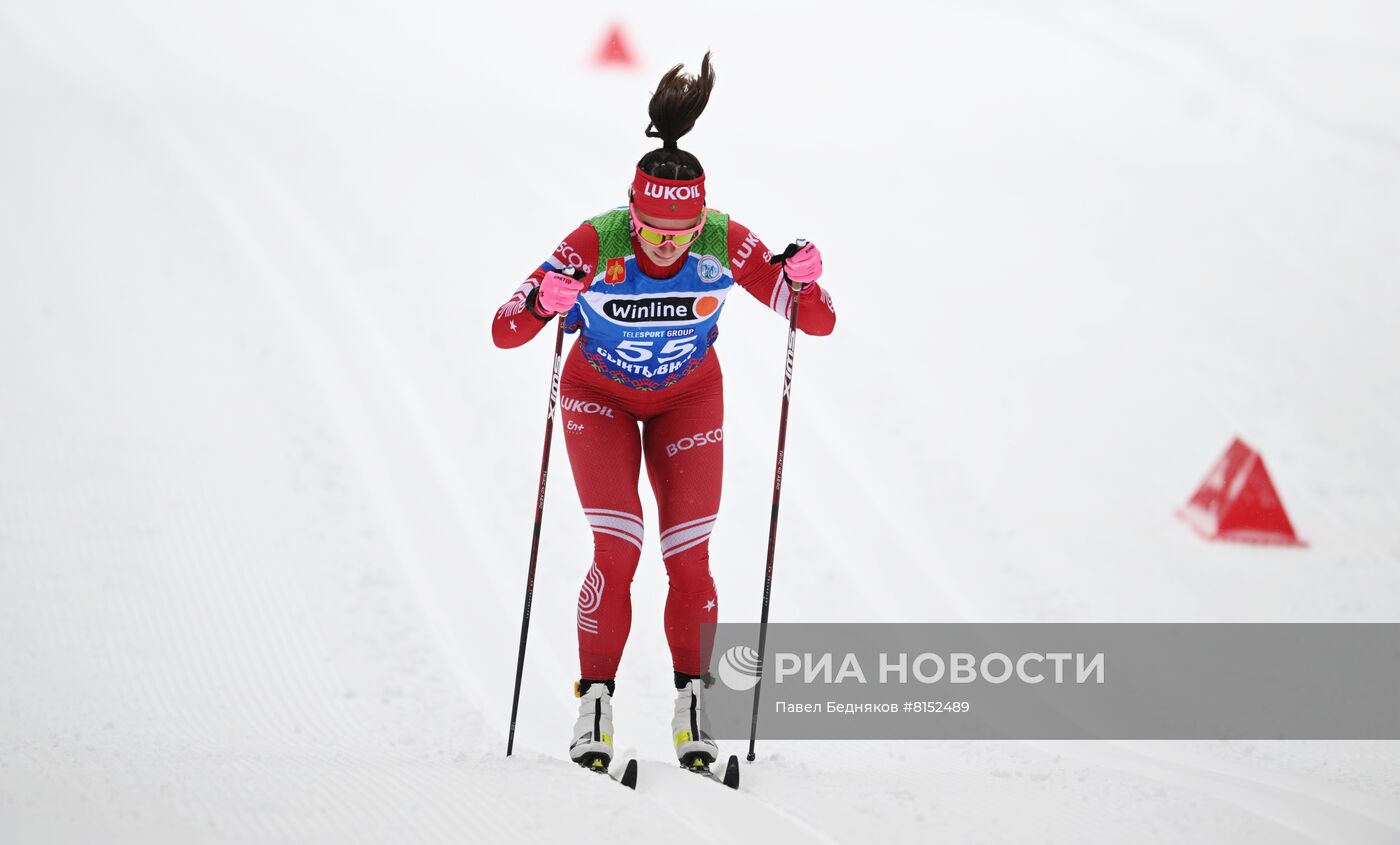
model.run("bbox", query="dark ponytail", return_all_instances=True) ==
[637,52,715,180]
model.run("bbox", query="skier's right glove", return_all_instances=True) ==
[530,269,586,318]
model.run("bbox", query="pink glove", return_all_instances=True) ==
[782,242,823,290]
[536,270,585,316]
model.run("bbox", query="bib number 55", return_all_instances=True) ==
[614,337,697,364]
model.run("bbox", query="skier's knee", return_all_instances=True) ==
[586,510,644,575]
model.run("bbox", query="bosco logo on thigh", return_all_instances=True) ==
[666,428,724,457]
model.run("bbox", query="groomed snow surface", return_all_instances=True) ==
[4,1,1400,842]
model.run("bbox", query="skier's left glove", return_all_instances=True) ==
[777,242,823,291]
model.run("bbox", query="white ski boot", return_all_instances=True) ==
[671,677,720,771]
[569,680,614,771]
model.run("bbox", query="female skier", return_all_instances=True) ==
[491,53,836,772]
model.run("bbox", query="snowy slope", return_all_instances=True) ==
[3,1,1400,842]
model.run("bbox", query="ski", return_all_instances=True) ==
[578,755,639,790]
[618,758,639,789]
[681,753,740,790]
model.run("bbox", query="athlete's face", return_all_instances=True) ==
[634,209,703,267]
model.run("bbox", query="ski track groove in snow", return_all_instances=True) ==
[1032,740,1400,843]
[220,128,587,734]
[142,119,531,842]
[151,116,533,712]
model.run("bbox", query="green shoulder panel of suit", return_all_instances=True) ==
[587,208,731,271]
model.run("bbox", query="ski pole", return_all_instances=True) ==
[747,240,805,763]
[506,272,576,757]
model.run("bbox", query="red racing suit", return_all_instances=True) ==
[493,209,835,680]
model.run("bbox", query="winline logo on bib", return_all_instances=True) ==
[604,296,719,323]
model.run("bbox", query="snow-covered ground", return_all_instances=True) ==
[3,1,1399,842]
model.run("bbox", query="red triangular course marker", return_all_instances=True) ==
[594,24,638,68]
[1178,437,1305,546]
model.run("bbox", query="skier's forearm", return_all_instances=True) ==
[752,276,836,336]
[791,281,836,336]
[491,277,551,348]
